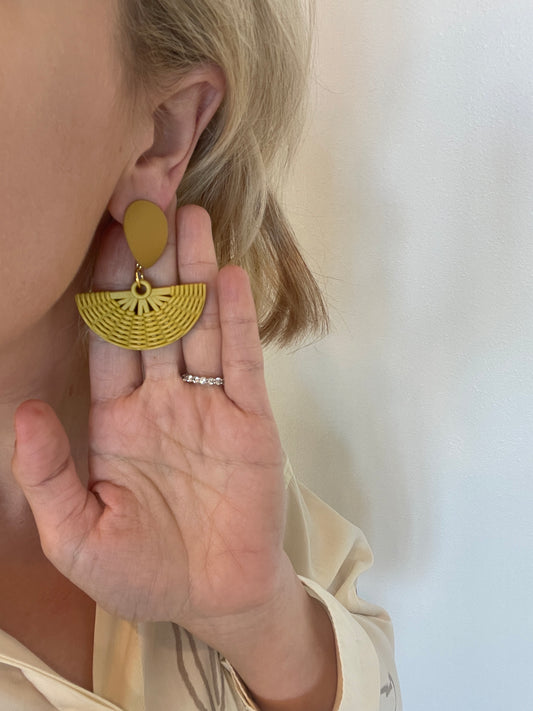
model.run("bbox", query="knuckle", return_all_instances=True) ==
[196,310,221,331]
[180,257,216,270]
[48,455,72,482]
[221,314,256,327]
[25,454,72,491]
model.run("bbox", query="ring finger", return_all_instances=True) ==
[176,205,222,378]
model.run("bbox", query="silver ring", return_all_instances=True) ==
[182,373,224,386]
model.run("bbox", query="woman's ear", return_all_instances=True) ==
[108,64,225,220]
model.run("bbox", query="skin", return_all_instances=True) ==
[0,2,337,710]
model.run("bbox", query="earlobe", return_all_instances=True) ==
[108,64,225,221]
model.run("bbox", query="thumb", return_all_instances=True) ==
[12,400,100,571]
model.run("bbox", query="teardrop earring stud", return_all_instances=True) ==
[75,200,206,350]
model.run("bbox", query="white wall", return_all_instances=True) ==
[265,2,533,709]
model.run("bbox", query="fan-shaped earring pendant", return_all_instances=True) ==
[75,200,207,351]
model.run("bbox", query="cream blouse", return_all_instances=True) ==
[0,463,401,710]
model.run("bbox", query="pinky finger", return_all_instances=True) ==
[218,266,270,415]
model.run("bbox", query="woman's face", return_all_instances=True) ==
[0,1,141,349]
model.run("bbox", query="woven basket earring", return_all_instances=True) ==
[76,200,206,350]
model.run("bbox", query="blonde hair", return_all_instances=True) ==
[119,0,328,346]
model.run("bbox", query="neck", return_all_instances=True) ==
[0,284,90,528]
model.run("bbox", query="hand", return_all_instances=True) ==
[12,203,287,640]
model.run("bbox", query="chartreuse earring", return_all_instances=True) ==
[75,200,206,350]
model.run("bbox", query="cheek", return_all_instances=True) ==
[0,133,121,346]
[0,76,130,345]
[0,2,134,349]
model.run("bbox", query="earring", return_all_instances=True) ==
[75,200,206,350]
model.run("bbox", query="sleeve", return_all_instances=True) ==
[282,460,401,711]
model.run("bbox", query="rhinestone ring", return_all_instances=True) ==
[181,373,224,386]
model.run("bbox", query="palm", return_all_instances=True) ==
[13,205,286,634]
[85,382,284,622]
